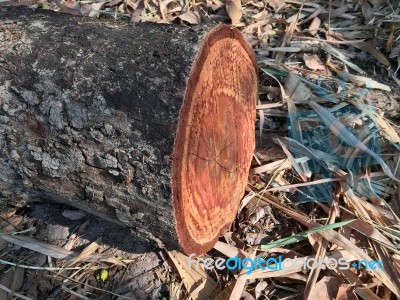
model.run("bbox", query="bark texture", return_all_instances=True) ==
[0,6,257,254]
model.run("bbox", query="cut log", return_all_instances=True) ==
[0,6,258,254]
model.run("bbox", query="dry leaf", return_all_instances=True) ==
[54,0,83,15]
[107,0,123,6]
[307,276,343,299]
[0,216,24,251]
[361,0,373,23]
[88,1,106,17]
[303,54,325,71]
[0,235,76,259]
[255,281,269,299]
[170,280,184,300]
[353,41,391,67]
[355,286,384,300]
[308,17,321,36]
[335,283,358,300]
[367,0,388,5]
[211,0,222,8]
[226,0,242,25]
[214,241,251,258]
[238,192,257,214]
[284,72,313,102]
[67,240,100,266]
[319,5,349,20]
[62,210,86,221]
[178,11,201,24]
[255,147,285,162]
[167,251,217,300]
[389,45,400,58]
[249,206,265,225]
[251,157,308,175]
[337,71,391,91]
[321,43,366,75]
[274,14,299,62]
[131,0,145,22]
[264,0,284,9]
[0,210,17,220]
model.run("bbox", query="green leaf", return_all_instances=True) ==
[261,219,355,250]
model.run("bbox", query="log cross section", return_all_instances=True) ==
[0,7,258,255]
[173,27,257,254]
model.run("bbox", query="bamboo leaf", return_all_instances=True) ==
[261,219,355,250]
[309,101,400,183]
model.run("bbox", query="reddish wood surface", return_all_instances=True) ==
[172,25,258,254]
[0,7,257,255]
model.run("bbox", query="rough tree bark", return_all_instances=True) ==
[0,6,258,254]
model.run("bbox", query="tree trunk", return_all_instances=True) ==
[0,6,258,255]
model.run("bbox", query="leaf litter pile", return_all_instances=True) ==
[1,0,400,299]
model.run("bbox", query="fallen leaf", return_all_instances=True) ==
[67,240,100,266]
[167,251,217,300]
[319,5,349,20]
[308,17,321,36]
[226,0,242,25]
[361,0,373,23]
[131,0,145,22]
[307,276,343,299]
[0,235,76,259]
[211,0,222,8]
[0,216,24,251]
[321,43,366,75]
[178,11,201,24]
[367,0,387,5]
[304,54,325,71]
[255,281,269,299]
[353,41,391,67]
[389,45,400,58]
[254,147,285,162]
[54,0,82,15]
[355,286,384,300]
[170,280,184,300]
[88,1,106,17]
[264,0,284,9]
[284,72,313,102]
[249,206,265,225]
[62,209,86,221]
[335,283,358,300]
[337,71,391,91]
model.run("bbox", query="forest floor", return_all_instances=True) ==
[1,0,400,299]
